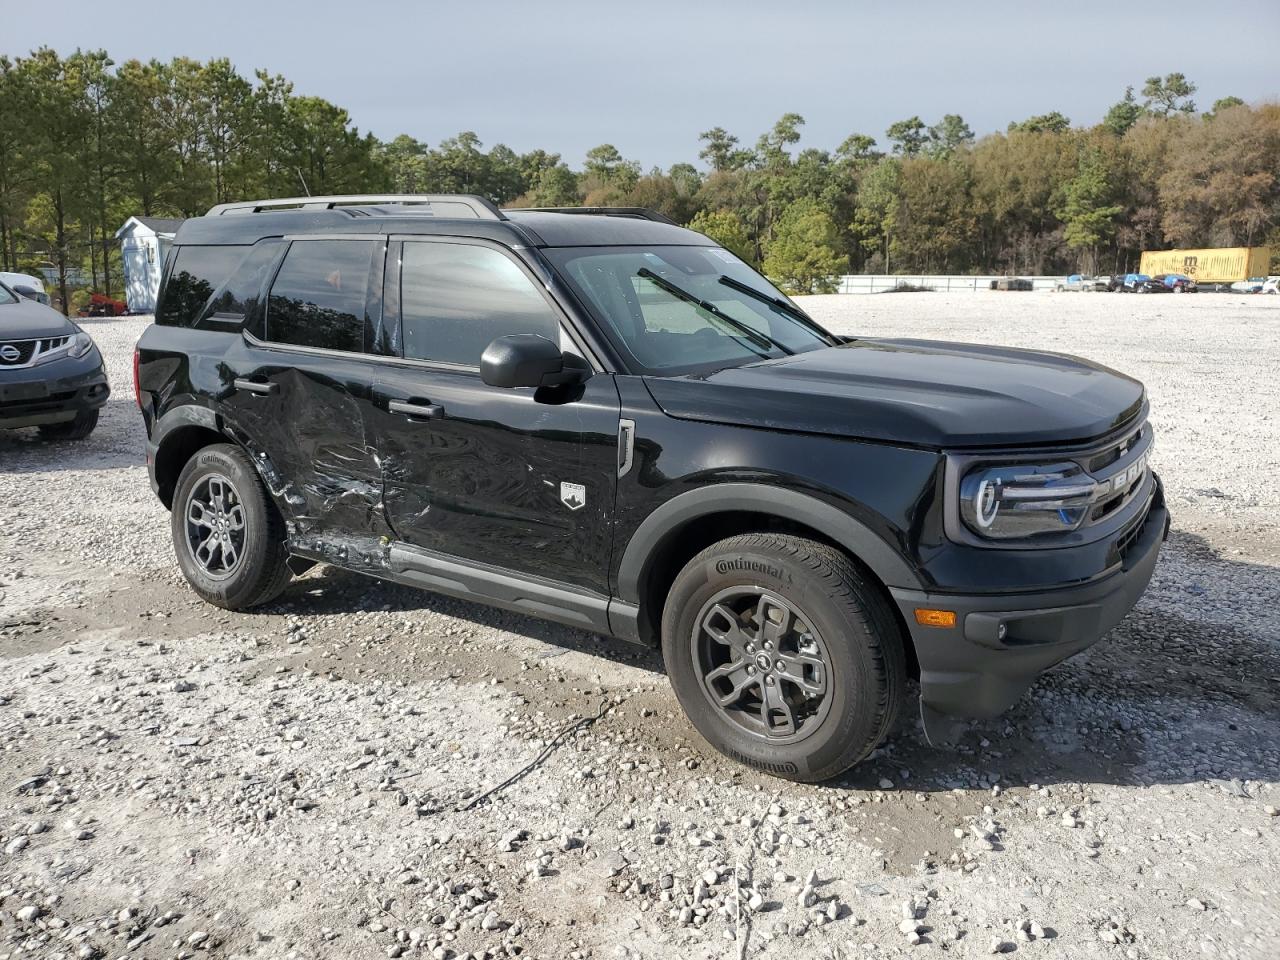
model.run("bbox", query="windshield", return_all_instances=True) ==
[544,245,836,376]
[0,283,17,306]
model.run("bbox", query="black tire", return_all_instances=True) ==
[661,533,906,783]
[38,409,98,442]
[171,443,291,610]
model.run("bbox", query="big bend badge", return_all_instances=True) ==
[560,481,586,511]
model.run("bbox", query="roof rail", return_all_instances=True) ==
[506,206,678,226]
[206,194,506,220]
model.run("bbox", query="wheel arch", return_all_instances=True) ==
[151,406,262,511]
[617,484,922,672]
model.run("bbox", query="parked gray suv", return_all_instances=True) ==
[0,281,109,440]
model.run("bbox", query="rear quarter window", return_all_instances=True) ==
[201,240,285,331]
[157,245,250,327]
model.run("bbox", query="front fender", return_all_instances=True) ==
[616,482,923,606]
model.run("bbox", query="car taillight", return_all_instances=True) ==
[133,346,142,409]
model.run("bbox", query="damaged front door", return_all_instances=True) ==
[372,238,620,595]
[221,237,391,556]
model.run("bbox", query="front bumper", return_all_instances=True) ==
[0,350,110,428]
[892,480,1169,721]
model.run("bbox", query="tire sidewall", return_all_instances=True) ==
[662,540,887,781]
[39,409,98,441]
[171,446,279,609]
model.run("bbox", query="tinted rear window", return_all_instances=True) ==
[157,246,248,326]
[266,239,376,353]
[200,240,285,327]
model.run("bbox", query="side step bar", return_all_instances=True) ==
[388,543,613,634]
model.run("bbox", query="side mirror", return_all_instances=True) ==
[480,334,590,389]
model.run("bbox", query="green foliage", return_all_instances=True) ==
[521,164,580,207]
[850,158,900,266]
[885,117,928,156]
[927,115,974,158]
[1208,96,1245,117]
[1142,73,1197,116]
[1008,112,1071,135]
[891,157,978,273]
[686,209,754,263]
[762,199,845,295]
[1103,87,1144,136]
[698,127,751,172]
[1055,145,1124,271]
[0,55,1274,307]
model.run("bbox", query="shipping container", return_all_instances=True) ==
[1138,247,1271,284]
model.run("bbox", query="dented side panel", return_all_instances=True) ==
[219,336,392,544]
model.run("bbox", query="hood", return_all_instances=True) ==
[0,298,76,340]
[644,339,1146,449]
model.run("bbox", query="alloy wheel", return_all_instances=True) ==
[184,473,247,579]
[691,588,832,743]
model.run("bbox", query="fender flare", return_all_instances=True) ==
[616,482,922,606]
[151,403,221,445]
[149,404,286,509]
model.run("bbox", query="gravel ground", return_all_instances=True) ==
[1,294,1277,960]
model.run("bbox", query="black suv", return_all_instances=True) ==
[1,279,109,440]
[135,195,1168,782]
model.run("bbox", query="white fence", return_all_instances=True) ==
[836,275,1063,294]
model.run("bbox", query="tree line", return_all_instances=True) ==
[2,49,1277,306]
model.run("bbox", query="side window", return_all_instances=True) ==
[200,239,284,328]
[157,245,249,326]
[267,239,375,353]
[399,242,560,366]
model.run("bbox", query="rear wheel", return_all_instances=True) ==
[38,409,98,442]
[171,443,291,610]
[661,533,906,782]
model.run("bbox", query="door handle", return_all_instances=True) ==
[388,399,445,420]
[233,378,278,396]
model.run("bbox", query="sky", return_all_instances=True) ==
[7,0,1278,169]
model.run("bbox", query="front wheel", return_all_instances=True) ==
[661,533,906,782]
[171,443,292,610]
[38,409,98,442]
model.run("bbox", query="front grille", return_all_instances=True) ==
[0,340,37,366]
[0,336,70,369]
[1087,422,1146,473]
[1082,421,1152,527]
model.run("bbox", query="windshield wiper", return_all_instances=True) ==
[716,275,835,342]
[635,268,792,357]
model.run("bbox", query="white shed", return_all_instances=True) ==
[116,216,183,314]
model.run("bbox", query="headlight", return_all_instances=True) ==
[959,462,1098,539]
[68,332,94,358]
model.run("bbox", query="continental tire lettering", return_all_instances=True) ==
[713,558,790,583]
[723,746,799,776]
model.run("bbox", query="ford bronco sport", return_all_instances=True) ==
[135,195,1168,782]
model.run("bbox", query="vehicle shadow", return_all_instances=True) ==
[832,530,1280,793]
[0,397,142,475]
[274,563,666,674]
[269,529,1280,793]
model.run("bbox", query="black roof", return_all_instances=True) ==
[173,204,711,249]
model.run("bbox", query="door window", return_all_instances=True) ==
[399,242,560,366]
[266,239,376,353]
